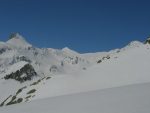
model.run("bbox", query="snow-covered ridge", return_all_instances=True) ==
[0,33,150,107]
[0,33,93,77]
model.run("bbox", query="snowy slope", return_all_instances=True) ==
[0,33,104,106]
[32,41,150,99]
[0,82,150,113]
[0,33,150,109]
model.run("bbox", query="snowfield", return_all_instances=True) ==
[0,83,150,113]
[33,41,150,99]
[0,33,150,112]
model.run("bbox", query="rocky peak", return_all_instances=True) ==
[145,38,150,44]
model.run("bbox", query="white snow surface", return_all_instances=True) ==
[0,83,150,113]
[33,42,150,99]
[0,34,150,112]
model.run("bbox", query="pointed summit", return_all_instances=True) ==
[62,47,72,52]
[8,33,24,40]
[62,47,79,55]
[6,33,32,48]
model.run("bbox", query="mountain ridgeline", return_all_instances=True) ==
[0,33,150,106]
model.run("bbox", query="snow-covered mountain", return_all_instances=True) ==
[0,33,150,111]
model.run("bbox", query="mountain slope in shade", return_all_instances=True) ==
[0,33,150,108]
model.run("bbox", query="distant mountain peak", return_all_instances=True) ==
[8,33,24,40]
[62,47,79,55]
[6,33,32,48]
[62,47,71,51]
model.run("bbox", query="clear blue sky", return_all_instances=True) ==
[0,0,150,53]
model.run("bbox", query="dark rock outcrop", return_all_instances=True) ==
[145,38,150,44]
[0,48,11,55]
[16,56,31,63]
[4,64,37,83]
[50,65,58,73]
